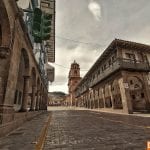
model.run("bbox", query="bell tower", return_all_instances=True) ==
[68,60,81,106]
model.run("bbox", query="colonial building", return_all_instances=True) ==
[0,0,55,137]
[74,39,150,114]
[68,61,81,106]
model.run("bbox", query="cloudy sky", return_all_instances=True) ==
[19,0,150,94]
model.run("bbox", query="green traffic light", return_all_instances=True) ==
[32,8,52,42]
[41,13,52,40]
[44,14,52,20]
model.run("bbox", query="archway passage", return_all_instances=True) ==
[14,49,30,111]
[111,80,123,109]
[104,85,112,108]
[128,76,146,112]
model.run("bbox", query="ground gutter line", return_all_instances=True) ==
[35,113,51,150]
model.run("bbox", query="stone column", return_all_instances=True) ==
[108,85,114,109]
[30,86,36,111]
[20,76,30,112]
[39,94,42,110]
[102,88,106,108]
[35,90,40,111]
[142,73,150,110]
[43,93,47,110]
[39,94,43,110]
[118,77,133,114]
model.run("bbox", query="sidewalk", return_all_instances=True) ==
[0,112,50,150]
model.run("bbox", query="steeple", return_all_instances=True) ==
[69,60,80,78]
[68,60,81,105]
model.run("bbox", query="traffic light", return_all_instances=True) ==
[32,8,42,43]
[32,8,52,43]
[41,13,52,40]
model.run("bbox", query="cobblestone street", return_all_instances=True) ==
[44,108,150,150]
[0,112,50,150]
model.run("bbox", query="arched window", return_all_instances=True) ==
[74,70,77,75]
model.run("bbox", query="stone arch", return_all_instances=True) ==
[14,48,30,111]
[111,80,123,109]
[127,76,146,111]
[127,76,143,91]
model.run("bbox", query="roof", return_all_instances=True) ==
[76,39,150,88]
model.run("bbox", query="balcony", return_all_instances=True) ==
[91,58,150,87]
[119,58,150,71]
[75,58,150,97]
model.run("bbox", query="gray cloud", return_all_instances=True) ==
[52,0,150,93]
[88,0,102,21]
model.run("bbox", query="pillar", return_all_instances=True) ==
[141,73,150,110]
[30,86,36,111]
[108,85,114,109]
[118,77,133,114]
[35,90,40,111]
[39,94,43,110]
[20,76,30,112]
[102,88,106,108]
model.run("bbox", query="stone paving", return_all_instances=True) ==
[0,112,50,150]
[44,108,150,150]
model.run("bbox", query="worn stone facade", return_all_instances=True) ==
[74,39,150,114]
[0,0,54,136]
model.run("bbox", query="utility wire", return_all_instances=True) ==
[55,35,106,47]
[53,63,88,71]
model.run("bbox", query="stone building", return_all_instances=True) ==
[68,61,81,106]
[0,0,55,137]
[74,39,150,114]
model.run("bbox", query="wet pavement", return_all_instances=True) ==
[44,108,150,150]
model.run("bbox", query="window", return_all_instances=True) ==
[132,95,135,99]
[125,53,135,60]
[41,1,50,8]
[93,74,95,80]
[130,80,133,85]
[104,64,106,70]
[112,56,115,62]
[74,70,77,75]
[14,90,18,104]
[109,60,111,66]
[141,93,144,98]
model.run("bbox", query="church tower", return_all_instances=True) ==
[68,60,81,106]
